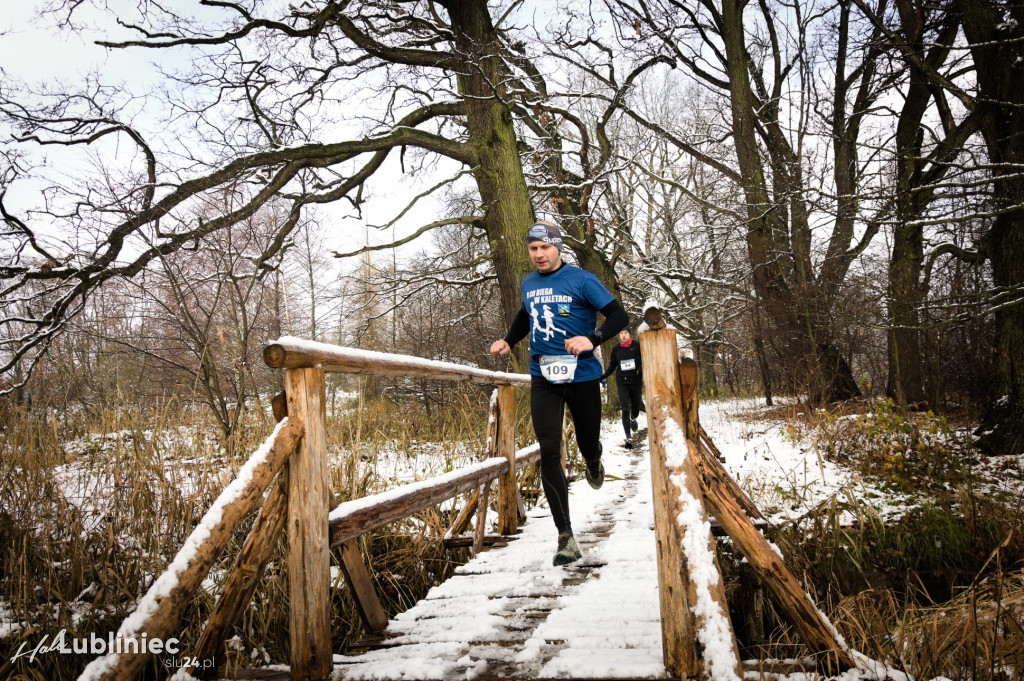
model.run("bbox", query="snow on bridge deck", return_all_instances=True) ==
[331,420,668,681]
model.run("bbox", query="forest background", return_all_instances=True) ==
[2,0,1024,677]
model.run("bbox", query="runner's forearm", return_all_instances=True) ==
[587,301,628,348]
[503,306,530,348]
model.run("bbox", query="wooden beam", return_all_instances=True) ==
[444,392,498,543]
[272,391,288,422]
[496,385,518,535]
[284,368,332,681]
[640,324,741,679]
[330,458,507,546]
[678,354,764,521]
[329,445,541,546]
[699,424,725,462]
[472,482,491,556]
[338,540,388,634]
[694,437,856,673]
[192,473,289,678]
[77,420,303,681]
[443,487,481,542]
[678,356,700,441]
[484,388,499,457]
[265,338,529,386]
[643,304,668,330]
[441,534,511,549]
[690,436,765,522]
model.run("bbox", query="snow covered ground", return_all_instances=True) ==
[331,413,667,681]
[698,399,907,526]
[327,400,910,681]
[10,397,1022,679]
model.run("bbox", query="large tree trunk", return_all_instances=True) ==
[888,186,927,406]
[885,0,962,407]
[980,215,1024,454]
[720,0,859,403]
[448,1,536,329]
[961,0,1024,454]
[888,59,929,405]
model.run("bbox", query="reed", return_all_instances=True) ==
[0,385,493,680]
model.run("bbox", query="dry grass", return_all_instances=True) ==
[727,397,1024,678]
[832,569,1024,679]
[6,389,1024,680]
[0,385,498,680]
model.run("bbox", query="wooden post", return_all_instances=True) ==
[472,482,491,555]
[448,390,499,546]
[192,473,289,678]
[338,540,388,634]
[640,318,741,679]
[681,354,765,520]
[284,368,333,681]
[444,486,481,543]
[496,384,518,535]
[690,436,765,523]
[699,424,726,462]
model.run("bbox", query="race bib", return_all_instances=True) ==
[621,359,636,372]
[539,354,578,384]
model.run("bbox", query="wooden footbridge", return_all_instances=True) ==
[76,308,863,681]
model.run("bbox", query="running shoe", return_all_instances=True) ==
[585,458,605,489]
[553,532,582,566]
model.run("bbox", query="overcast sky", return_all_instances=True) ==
[0,1,462,261]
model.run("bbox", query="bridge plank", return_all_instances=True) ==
[329,440,669,681]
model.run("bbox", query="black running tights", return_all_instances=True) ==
[530,376,602,535]
[617,382,643,436]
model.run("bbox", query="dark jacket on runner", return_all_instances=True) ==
[601,341,643,385]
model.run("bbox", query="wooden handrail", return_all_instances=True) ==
[329,444,540,546]
[264,337,530,386]
[79,419,304,681]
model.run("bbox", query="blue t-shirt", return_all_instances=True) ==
[520,263,615,382]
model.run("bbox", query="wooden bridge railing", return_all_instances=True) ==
[77,330,861,681]
[639,306,857,679]
[77,338,538,681]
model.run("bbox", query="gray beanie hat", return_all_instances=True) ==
[526,222,563,251]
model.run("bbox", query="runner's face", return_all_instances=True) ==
[619,330,631,343]
[528,241,561,273]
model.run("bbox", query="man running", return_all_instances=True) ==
[490,221,628,566]
[601,329,644,449]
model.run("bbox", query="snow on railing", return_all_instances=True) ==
[640,306,857,677]
[264,336,530,386]
[78,419,304,681]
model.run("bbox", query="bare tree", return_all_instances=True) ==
[851,0,1024,449]
[601,0,906,401]
[112,203,283,441]
[0,1,558,395]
